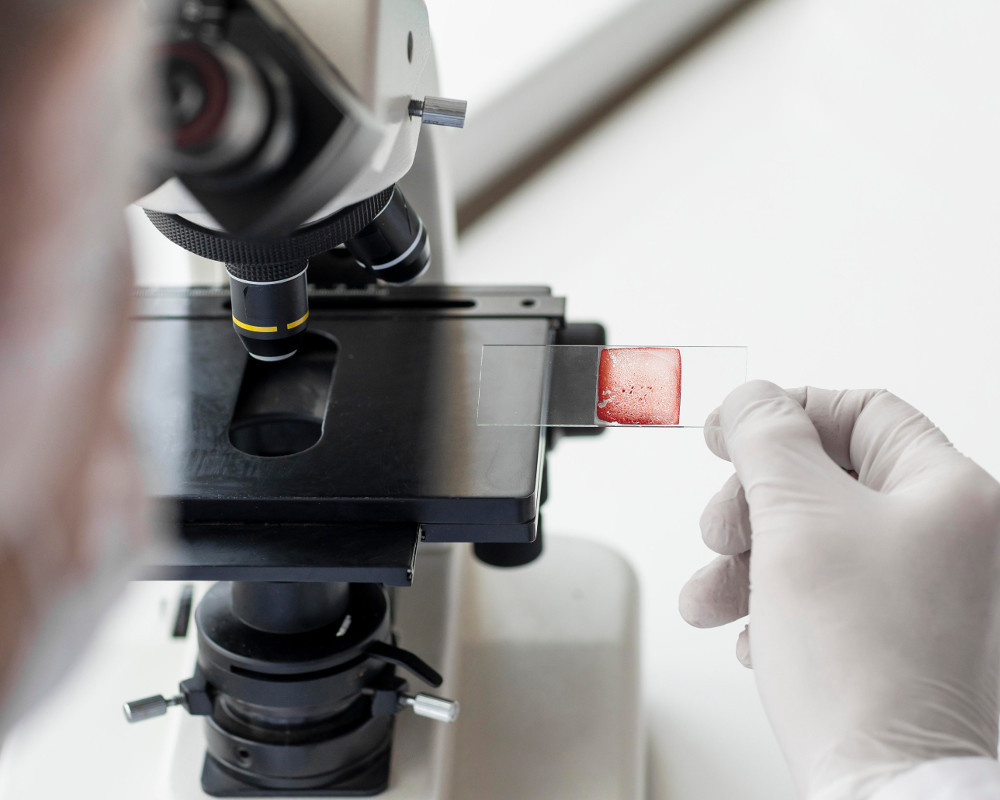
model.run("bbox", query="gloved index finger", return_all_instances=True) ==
[783,387,879,470]
[707,387,891,467]
[785,387,959,492]
[700,472,752,555]
[707,383,961,497]
[703,406,729,462]
[718,381,848,505]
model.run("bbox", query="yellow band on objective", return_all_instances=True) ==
[287,311,309,330]
[233,316,278,333]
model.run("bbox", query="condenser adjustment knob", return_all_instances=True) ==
[122,694,184,723]
[400,692,460,723]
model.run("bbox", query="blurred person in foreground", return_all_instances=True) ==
[1,4,1000,800]
[0,0,149,732]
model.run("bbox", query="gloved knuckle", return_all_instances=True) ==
[961,470,1000,531]
[698,507,721,541]
[751,528,850,593]
[728,379,783,405]
[732,420,814,465]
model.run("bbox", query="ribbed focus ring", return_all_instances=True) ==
[225,260,305,283]
[144,187,393,265]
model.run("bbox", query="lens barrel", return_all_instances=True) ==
[228,261,310,361]
[346,188,430,285]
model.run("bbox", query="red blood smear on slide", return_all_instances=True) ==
[596,348,681,425]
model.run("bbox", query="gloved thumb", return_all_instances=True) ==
[718,381,849,509]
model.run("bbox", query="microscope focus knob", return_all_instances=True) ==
[408,96,467,128]
[401,692,460,723]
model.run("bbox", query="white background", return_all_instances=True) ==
[448,1,1000,797]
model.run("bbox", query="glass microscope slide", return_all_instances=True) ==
[477,345,747,427]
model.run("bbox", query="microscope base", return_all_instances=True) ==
[199,750,392,798]
[0,537,642,800]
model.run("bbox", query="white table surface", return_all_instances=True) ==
[450,1,1000,797]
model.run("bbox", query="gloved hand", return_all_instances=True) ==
[678,381,1000,800]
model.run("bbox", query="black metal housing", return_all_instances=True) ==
[193,582,400,796]
[143,187,392,267]
[132,284,567,584]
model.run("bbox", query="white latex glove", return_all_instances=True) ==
[678,381,1000,800]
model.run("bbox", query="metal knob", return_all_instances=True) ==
[122,694,183,723]
[400,692,460,723]
[408,97,467,128]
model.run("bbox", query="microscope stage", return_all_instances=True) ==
[132,285,564,583]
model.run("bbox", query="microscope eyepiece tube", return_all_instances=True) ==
[346,187,430,285]
[227,260,310,361]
